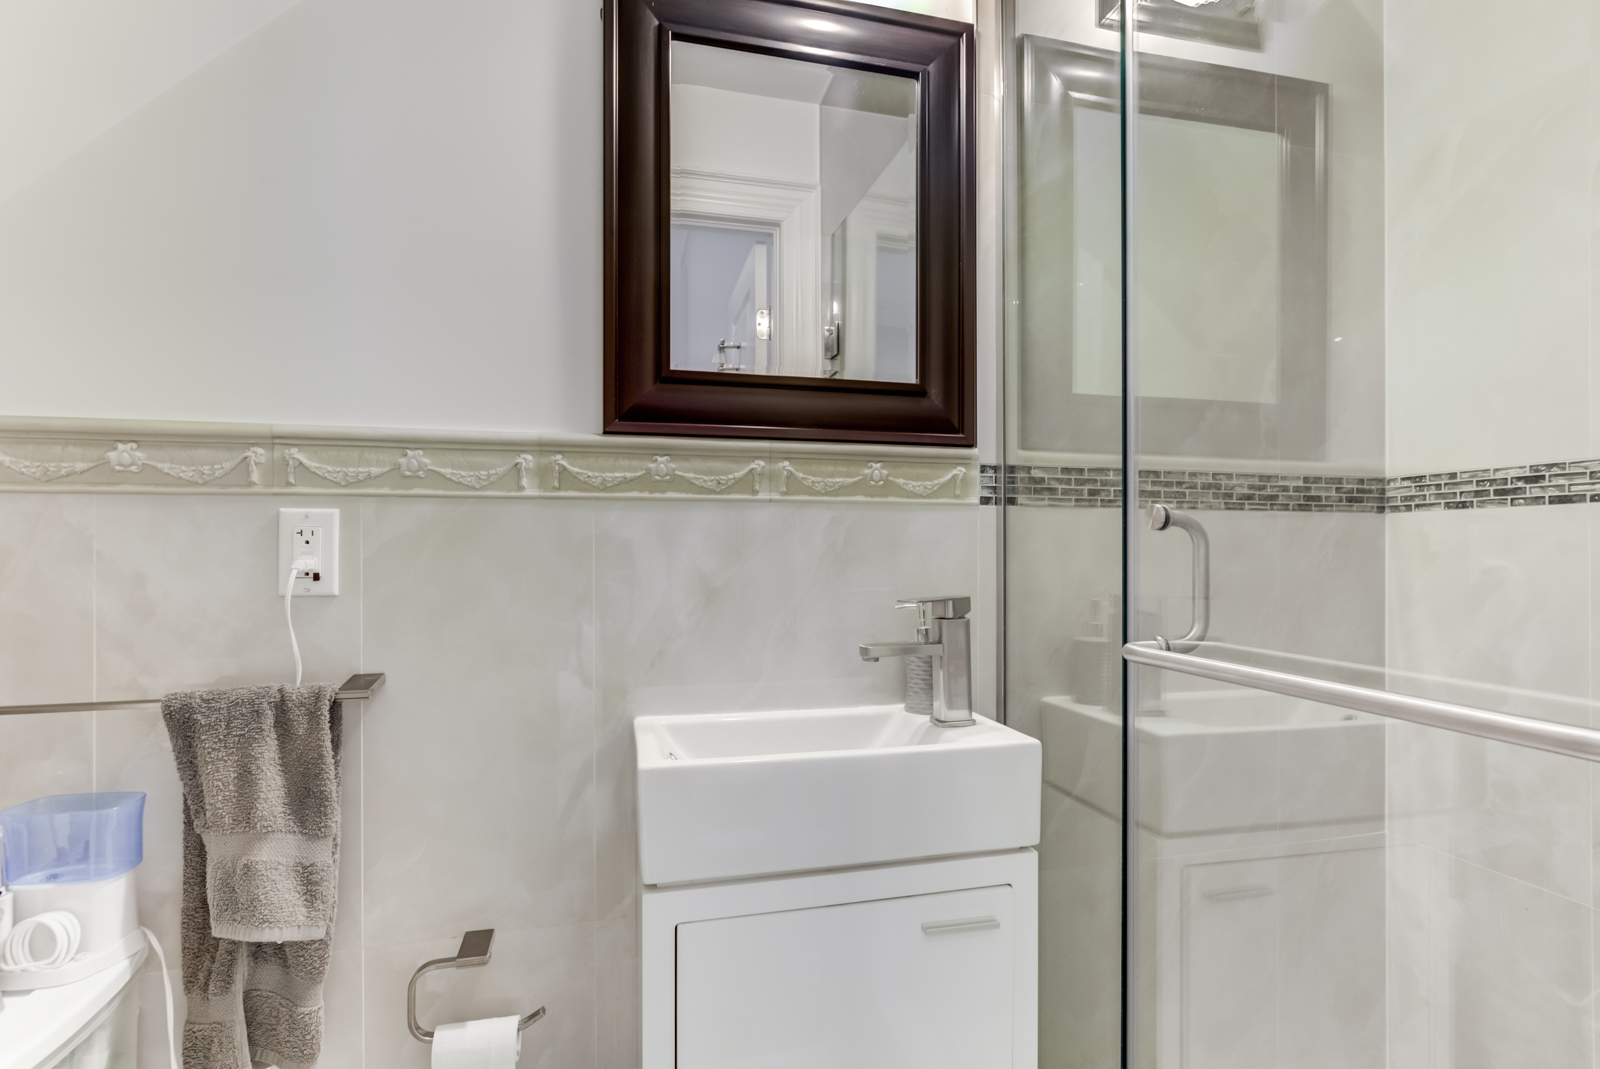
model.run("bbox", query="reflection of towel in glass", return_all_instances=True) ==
[163,685,342,1069]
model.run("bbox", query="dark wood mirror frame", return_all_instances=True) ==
[604,0,976,445]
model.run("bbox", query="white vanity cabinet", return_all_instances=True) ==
[642,850,1038,1069]
[635,706,1041,1067]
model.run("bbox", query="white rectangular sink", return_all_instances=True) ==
[1041,689,1384,836]
[636,705,1041,885]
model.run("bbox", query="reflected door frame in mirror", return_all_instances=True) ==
[605,0,976,445]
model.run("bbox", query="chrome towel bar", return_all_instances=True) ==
[1123,641,1600,763]
[0,673,385,717]
[407,929,547,1043]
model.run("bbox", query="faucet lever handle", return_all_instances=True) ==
[896,599,935,642]
[896,596,971,620]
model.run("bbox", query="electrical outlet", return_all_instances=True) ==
[292,525,323,574]
[279,508,339,596]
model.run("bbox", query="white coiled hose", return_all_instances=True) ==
[0,913,177,1068]
[0,909,81,971]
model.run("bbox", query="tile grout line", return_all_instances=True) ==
[590,506,600,1067]
[357,500,367,1069]
[1403,838,1599,914]
[90,497,97,792]
[1585,216,1597,1062]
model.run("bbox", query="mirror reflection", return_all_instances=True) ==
[1016,37,1326,459]
[669,41,918,381]
[1074,108,1281,404]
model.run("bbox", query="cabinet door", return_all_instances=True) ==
[677,884,1014,1068]
[1181,846,1384,1069]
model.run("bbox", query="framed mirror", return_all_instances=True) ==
[605,0,975,445]
[1017,37,1328,459]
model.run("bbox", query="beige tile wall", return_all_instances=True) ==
[1383,0,1600,1055]
[1385,504,1600,1064]
[0,491,981,1069]
[1385,0,1597,475]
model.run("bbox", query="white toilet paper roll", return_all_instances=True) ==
[431,1016,522,1069]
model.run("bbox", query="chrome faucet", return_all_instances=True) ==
[859,596,975,727]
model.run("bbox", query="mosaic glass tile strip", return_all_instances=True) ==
[1383,460,1600,512]
[979,463,1001,507]
[997,466,1387,512]
[991,460,1600,512]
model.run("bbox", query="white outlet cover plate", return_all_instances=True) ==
[279,508,339,596]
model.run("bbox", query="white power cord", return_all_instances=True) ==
[285,557,316,686]
[0,910,81,971]
[141,927,180,1069]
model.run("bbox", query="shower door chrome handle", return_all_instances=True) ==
[1148,505,1210,652]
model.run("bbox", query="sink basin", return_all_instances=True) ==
[1041,689,1383,836]
[635,705,1041,885]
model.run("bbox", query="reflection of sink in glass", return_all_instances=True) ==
[1040,689,1384,835]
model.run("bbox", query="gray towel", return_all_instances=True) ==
[164,685,342,1069]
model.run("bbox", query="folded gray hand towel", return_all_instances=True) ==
[164,685,342,1069]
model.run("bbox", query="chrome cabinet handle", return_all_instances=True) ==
[1202,885,1274,902]
[921,915,1000,935]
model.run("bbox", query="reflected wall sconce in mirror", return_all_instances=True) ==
[1097,0,1264,50]
[604,0,976,445]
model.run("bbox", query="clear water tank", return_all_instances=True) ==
[0,793,145,886]
[0,793,148,996]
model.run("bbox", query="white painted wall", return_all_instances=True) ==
[0,0,604,433]
[0,0,305,203]
[670,85,820,185]
[0,0,980,437]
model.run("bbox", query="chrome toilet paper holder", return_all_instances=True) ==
[407,929,547,1043]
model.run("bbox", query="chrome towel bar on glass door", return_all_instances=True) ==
[0,673,386,717]
[1123,641,1600,763]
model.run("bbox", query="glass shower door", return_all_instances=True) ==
[1003,12,1128,1069]
[1006,1,1600,1066]
[1116,10,1388,1065]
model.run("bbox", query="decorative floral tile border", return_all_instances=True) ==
[20,422,1599,513]
[0,419,976,504]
